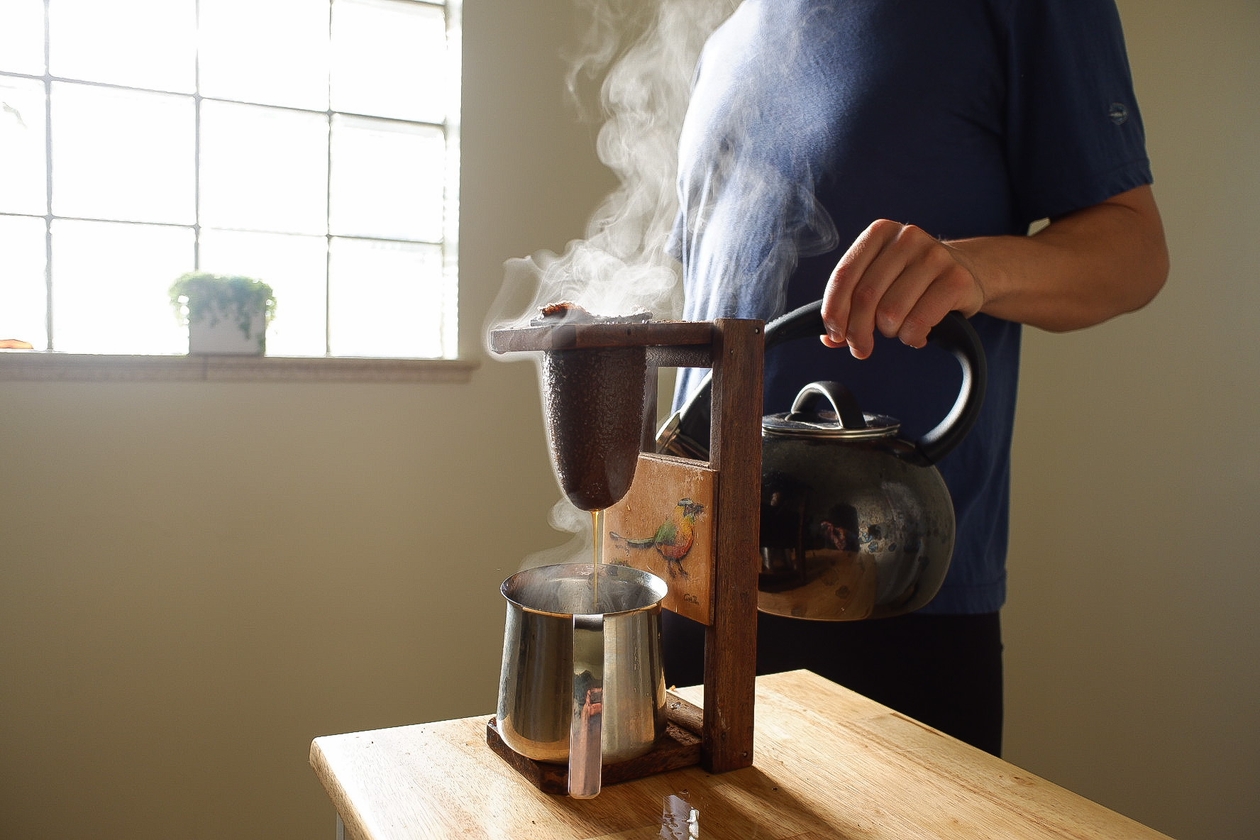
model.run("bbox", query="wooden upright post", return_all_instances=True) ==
[702,319,763,772]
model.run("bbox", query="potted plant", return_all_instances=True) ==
[169,272,277,355]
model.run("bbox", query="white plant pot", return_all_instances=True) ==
[188,303,267,355]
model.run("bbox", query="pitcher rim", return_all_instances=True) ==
[500,562,668,618]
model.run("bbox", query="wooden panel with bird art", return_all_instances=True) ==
[604,453,716,624]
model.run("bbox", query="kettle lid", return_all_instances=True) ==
[762,380,899,441]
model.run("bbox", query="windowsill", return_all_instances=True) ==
[0,351,480,383]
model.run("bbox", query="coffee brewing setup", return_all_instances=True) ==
[487,301,986,798]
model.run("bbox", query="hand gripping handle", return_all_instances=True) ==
[658,300,987,466]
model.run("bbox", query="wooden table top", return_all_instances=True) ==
[310,670,1171,840]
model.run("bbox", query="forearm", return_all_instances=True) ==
[950,185,1169,332]
[821,185,1169,357]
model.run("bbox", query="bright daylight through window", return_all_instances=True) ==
[0,0,460,358]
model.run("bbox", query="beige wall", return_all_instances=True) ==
[1002,2,1260,839]
[0,2,1255,839]
[0,2,612,838]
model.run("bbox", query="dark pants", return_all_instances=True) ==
[662,609,1004,756]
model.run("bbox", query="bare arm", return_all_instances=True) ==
[820,185,1169,359]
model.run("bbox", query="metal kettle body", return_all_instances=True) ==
[658,301,987,621]
[759,382,957,619]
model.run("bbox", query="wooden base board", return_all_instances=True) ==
[485,692,704,795]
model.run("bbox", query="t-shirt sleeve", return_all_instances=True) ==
[1003,0,1153,224]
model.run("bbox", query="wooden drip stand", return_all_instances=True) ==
[486,318,764,794]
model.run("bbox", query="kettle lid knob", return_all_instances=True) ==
[763,381,900,440]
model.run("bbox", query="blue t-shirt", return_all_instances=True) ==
[673,0,1153,613]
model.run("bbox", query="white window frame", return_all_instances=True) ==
[0,0,471,384]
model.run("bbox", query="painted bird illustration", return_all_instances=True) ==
[609,498,706,579]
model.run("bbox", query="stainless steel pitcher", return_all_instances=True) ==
[496,563,668,798]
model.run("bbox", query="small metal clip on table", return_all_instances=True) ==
[309,670,1173,840]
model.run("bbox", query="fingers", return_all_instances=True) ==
[823,221,979,359]
[821,219,897,356]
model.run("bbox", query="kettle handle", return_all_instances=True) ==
[657,300,987,466]
[908,308,989,465]
[765,301,988,465]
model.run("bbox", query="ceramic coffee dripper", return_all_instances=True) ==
[496,562,668,798]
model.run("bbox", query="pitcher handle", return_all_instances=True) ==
[569,613,605,798]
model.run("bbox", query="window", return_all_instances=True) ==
[0,0,460,359]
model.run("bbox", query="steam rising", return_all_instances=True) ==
[486,0,839,568]
[485,0,736,332]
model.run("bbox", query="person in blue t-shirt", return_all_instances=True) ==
[664,0,1168,754]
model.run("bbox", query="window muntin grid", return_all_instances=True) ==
[0,0,459,359]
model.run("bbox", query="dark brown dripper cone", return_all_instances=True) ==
[540,345,647,511]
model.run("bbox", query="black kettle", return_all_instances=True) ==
[656,300,987,620]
